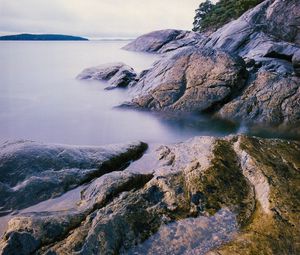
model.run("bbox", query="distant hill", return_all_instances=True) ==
[0,33,89,41]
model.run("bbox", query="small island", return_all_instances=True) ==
[0,33,88,41]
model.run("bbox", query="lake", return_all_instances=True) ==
[0,40,245,146]
[2,40,296,147]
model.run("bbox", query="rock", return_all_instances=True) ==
[76,62,137,89]
[258,57,295,75]
[218,71,300,127]
[77,1,300,128]
[123,1,300,63]
[206,0,300,54]
[123,29,205,53]
[208,135,300,255]
[124,46,247,112]
[118,0,300,128]
[204,0,300,74]
[1,135,298,254]
[199,0,300,127]
[158,31,205,53]
[263,0,300,44]
[245,58,255,68]
[292,50,300,76]
[0,140,147,213]
[0,232,40,255]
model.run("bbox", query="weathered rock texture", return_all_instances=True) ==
[125,46,247,112]
[218,71,300,126]
[123,29,205,54]
[293,50,300,76]
[1,135,299,254]
[0,140,147,213]
[119,0,300,129]
[124,1,300,63]
[77,62,137,89]
[206,0,300,57]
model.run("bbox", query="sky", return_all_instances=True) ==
[0,0,208,38]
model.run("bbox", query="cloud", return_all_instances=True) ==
[0,0,202,37]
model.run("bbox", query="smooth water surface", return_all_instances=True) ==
[0,41,241,146]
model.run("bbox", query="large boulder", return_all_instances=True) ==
[123,1,300,62]
[123,46,247,112]
[0,140,147,213]
[0,135,299,254]
[123,29,205,54]
[218,71,300,127]
[76,62,137,89]
[123,1,300,76]
[117,0,300,129]
[205,0,300,67]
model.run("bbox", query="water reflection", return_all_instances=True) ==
[154,112,239,137]
[124,208,238,255]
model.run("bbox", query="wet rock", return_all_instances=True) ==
[123,29,205,54]
[0,140,147,212]
[1,135,298,254]
[77,62,137,89]
[124,46,247,112]
[218,71,300,127]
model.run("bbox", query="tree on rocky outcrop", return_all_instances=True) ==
[192,0,214,32]
[193,0,264,32]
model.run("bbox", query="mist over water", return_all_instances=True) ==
[0,41,243,146]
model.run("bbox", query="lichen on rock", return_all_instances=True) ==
[1,135,298,254]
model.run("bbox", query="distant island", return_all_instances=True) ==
[0,33,88,41]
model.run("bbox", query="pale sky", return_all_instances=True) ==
[0,0,208,38]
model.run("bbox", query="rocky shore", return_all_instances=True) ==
[1,0,300,254]
[0,136,299,254]
[78,0,300,133]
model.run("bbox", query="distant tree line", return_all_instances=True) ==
[193,0,264,32]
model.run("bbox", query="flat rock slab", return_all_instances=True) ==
[1,135,299,255]
[0,140,147,212]
[124,46,247,112]
[77,62,137,89]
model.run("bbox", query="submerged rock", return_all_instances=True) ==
[77,62,137,89]
[123,46,247,112]
[1,135,299,254]
[123,29,205,54]
[0,140,147,213]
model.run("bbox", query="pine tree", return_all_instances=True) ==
[192,0,214,32]
[192,0,263,32]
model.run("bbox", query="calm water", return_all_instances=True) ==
[0,41,242,146]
